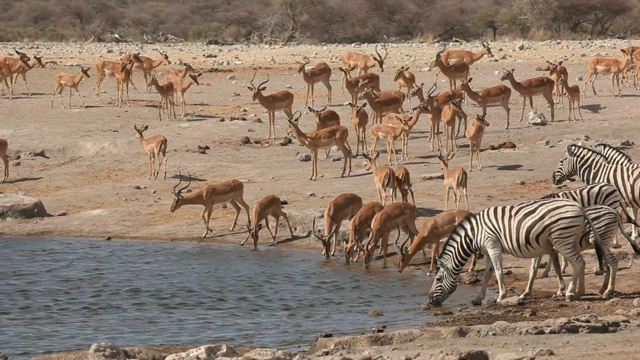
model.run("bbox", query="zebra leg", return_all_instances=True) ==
[599,249,618,299]
[549,250,566,298]
[521,257,540,299]
[540,255,552,278]
[486,244,509,303]
[472,259,494,306]
[561,252,585,301]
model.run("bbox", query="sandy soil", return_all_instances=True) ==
[3,39,640,358]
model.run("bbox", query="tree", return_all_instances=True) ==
[474,7,500,41]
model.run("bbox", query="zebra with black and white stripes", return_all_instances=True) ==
[428,198,606,306]
[593,143,640,238]
[526,205,621,300]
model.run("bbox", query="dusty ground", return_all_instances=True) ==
[3,39,640,358]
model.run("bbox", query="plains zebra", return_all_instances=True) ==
[526,205,620,300]
[539,182,640,253]
[593,143,640,238]
[428,198,606,306]
[553,144,640,238]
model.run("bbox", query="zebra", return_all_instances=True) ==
[553,144,640,239]
[427,198,607,306]
[526,205,620,300]
[593,142,640,238]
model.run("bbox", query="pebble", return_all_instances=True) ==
[297,153,311,161]
[227,74,236,80]
[11,160,21,166]
[633,297,640,307]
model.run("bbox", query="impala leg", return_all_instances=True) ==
[463,186,469,210]
[229,200,242,231]
[277,209,294,238]
[519,97,526,122]
[429,241,440,274]
[444,187,450,211]
[477,145,483,171]
[265,217,277,244]
[202,206,214,238]
[331,220,342,256]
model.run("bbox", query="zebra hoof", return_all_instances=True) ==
[471,298,483,306]
[565,294,578,302]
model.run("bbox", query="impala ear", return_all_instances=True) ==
[558,61,563,66]
[259,86,267,91]
[247,86,254,91]
[362,102,367,109]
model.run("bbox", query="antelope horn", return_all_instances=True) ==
[175,171,192,195]
[436,45,447,56]
[173,170,183,195]
[427,83,437,97]
[257,73,270,89]
[311,217,325,243]
[249,72,257,87]
[287,110,302,123]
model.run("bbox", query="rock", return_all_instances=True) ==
[443,326,468,338]
[628,308,640,316]
[11,160,21,166]
[499,296,525,306]
[368,310,384,317]
[240,136,251,145]
[525,326,545,335]
[297,153,311,162]
[254,118,263,123]
[227,74,236,80]
[307,192,316,197]
[516,180,526,185]
[576,75,584,81]
[494,353,533,360]
[89,343,125,360]
[165,344,238,360]
[523,309,537,317]
[66,62,82,67]
[517,44,526,50]
[0,194,49,220]
[372,327,384,333]
[0,353,7,360]
[318,332,333,338]
[286,84,293,89]
[421,173,444,180]
[619,140,635,147]
[527,110,548,126]
[56,211,67,216]
[460,350,489,360]
[533,348,555,356]
[240,348,292,360]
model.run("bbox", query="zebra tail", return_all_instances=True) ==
[621,207,640,229]
[585,214,607,272]
[617,218,640,255]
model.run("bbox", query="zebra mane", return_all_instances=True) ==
[566,144,610,163]
[539,192,559,200]
[594,143,634,164]
[438,212,477,272]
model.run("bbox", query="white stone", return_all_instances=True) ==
[165,344,238,360]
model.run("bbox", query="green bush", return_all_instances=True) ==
[189,23,222,40]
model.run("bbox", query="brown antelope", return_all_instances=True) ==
[133,124,168,180]
[363,202,419,269]
[0,55,31,99]
[241,195,294,248]
[148,75,176,120]
[429,46,470,91]
[162,73,201,117]
[349,102,369,156]
[543,61,569,107]
[340,44,388,75]
[312,193,363,258]
[286,111,352,180]
[457,78,511,129]
[338,67,380,103]
[394,166,415,205]
[394,66,416,107]
[298,60,332,107]
[441,100,464,157]
[248,73,295,139]
[369,116,410,165]
[412,84,466,135]
[170,172,251,238]
[121,51,170,93]
[465,114,490,172]
[7,55,44,96]
[114,60,136,107]
[500,68,555,123]
[436,154,469,210]
[95,54,143,99]
[630,50,640,90]
[363,152,396,206]
[621,45,640,86]
[0,138,8,182]
[559,73,584,122]
[50,67,91,109]
[433,42,493,84]
[345,201,385,264]
[382,102,431,160]
[358,84,405,124]
[309,106,340,158]
[397,210,471,274]
[163,63,195,78]
[583,49,632,98]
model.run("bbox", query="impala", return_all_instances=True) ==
[162,73,201,117]
[0,138,8,182]
[382,102,431,160]
[363,202,419,269]
[358,84,405,124]
[429,46,470,91]
[436,154,469,210]
[248,73,294,139]
[394,66,416,107]
[544,61,569,107]
[0,55,31,99]
[583,49,632,98]
[7,55,44,96]
[345,202,385,264]
[163,63,195,78]
[465,114,490,171]
[311,193,363,257]
[148,75,176,120]
[338,66,380,103]
[286,111,352,180]
[363,152,396,206]
[369,116,410,165]
[441,99,464,157]
[308,106,340,130]
[170,172,251,238]
[340,44,388,75]
[95,54,143,99]
[433,42,493,84]
[298,60,332,107]
[412,83,466,135]
[50,67,91,109]
[349,102,369,156]
[133,124,168,180]
[457,78,511,129]
[114,60,136,107]
[630,49,640,90]
[241,195,294,248]
[559,73,584,122]
[394,166,415,205]
[396,209,471,274]
[121,51,170,93]
[500,68,555,123]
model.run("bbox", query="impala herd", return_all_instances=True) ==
[1,41,639,276]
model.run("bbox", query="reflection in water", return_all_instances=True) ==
[0,237,477,359]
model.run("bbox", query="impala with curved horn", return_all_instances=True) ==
[247,72,294,139]
[340,44,388,76]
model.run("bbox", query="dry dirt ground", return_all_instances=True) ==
[4,40,640,358]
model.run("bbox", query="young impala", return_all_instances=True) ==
[298,60,332,107]
[500,68,555,123]
[50,67,91,109]
[429,46,470,91]
[363,202,419,269]
[133,124,168,180]
[349,102,369,156]
[338,67,380,103]
[363,152,396,206]
[436,154,469,210]
[457,78,511,129]
[465,114,490,171]
[583,49,632,98]
[340,44,388,75]
[312,193,363,258]
[121,51,170,93]
[345,201,385,264]
[241,195,294,248]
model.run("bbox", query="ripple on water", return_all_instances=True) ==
[0,237,481,360]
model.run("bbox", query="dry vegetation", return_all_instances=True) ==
[2,0,640,44]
